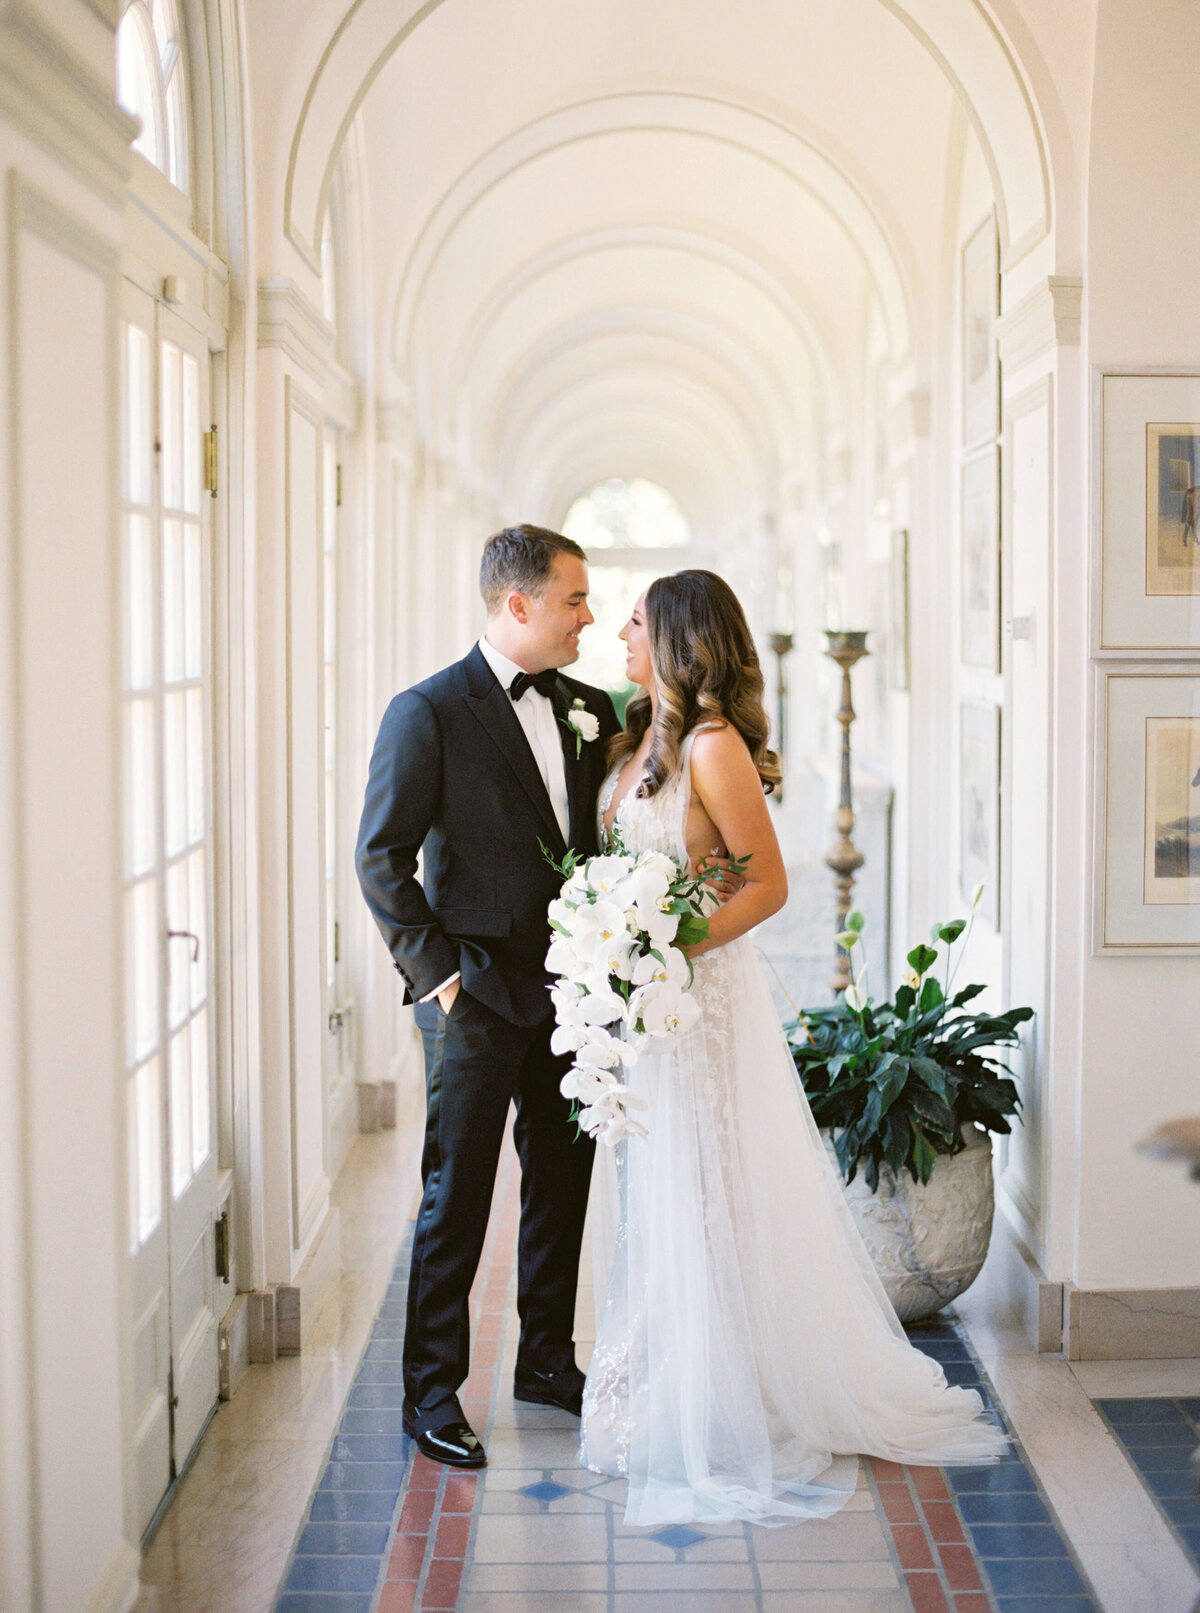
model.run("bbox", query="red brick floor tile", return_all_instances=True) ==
[905,1572,952,1613]
[953,1596,993,1612]
[376,1583,417,1613]
[441,1473,478,1513]
[422,1558,464,1608]
[388,1532,427,1579]
[891,1523,937,1571]
[921,1501,966,1543]
[870,1457,907,1482]
[397,1489,436,1533]
[477,1313,503,1340]
[471,1339,498,1368]
[911,1467,951,1502]
[878,1484,921,1526]
[938,1543,986,1592]
[433,1513,470,1557]
[408,1455,442,1490]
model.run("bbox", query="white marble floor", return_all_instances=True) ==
[956,1262,1200,1613]
[134,1094,1200,1613]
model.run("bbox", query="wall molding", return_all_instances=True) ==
[1066,1284,1200,1361]
[0,1,136,207]
[259,277,335,382]
[997,276,1083,374]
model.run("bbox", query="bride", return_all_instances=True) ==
[579,568,1007,1526]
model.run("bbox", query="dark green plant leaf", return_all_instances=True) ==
[906,943,939,975]
[918,976,944,1013]
[936,919,967,944]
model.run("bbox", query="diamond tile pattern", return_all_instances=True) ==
[649,1525,710,1550]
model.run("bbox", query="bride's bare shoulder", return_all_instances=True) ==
[688,722,754,781]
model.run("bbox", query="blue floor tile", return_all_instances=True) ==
[940,1361,985,1387]
[318,1461,407,1491]
[295,1522,391,1557]
[362,1340,404,1361]
[353,1361,405,1385]
[1127,1446,1196,1473]
[995,1599,1096,1613]
[912,1339,972,1361]
[328,1434,407,1462]
[1110,1421,1197,1447]
[346,1385,407,1410]
[283,1556,381,1593]
[969,1522,1076,1558]
[983,1556,1088,1597]
[1177,1398,1200,1421]
[308,1491,399,1523]
[1098,1398,1189,1425]
[956,1489,1052,1525]
[950,1461,1038,1493]
[1146,1468,1200,1498]
[337,1410,408,1436]
[1174,1522,1200,1554]
[1161,1495,1200,1528]
[275,1596,375,1613]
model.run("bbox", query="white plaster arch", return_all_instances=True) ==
[434,226,841,453]
[282,0,1054,277]
[389,93,915,376]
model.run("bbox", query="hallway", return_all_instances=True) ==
[139,1112,1200,1613]
[3,2,1200,1610]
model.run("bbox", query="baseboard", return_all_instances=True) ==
[248,1288,276,1364]
[987,1214,1064,1352]
[218,1292,250,1400]
[85,1539,141,1613]
[1065,1284,1200,1360]
[276,1205,342,1355]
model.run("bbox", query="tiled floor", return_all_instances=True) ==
[271,1134,1104,1613]
[1096,1399,1200,1574]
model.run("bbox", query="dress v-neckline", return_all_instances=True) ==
[601,751,652,844]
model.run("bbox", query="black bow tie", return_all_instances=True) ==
[509,668,559,702]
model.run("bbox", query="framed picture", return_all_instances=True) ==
[962,447,1000,671]
[869,558,890,714]
[962,215,999,448]
[1095,668,1200,951]
[889,527,910,691]
[960,700,1001,927]
[1099,372,1200,651]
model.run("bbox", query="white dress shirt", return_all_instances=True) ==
[421,637,570,1004]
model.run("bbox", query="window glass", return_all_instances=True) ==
[117,0,190,195]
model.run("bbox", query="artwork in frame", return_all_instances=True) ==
[962,447,1000,672]
[1096,668,1200,951]
[1100,372,1200,651]
[962,214,999,449]
[960,699,1000,928]
[889,527,910,692]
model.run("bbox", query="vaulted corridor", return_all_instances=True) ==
[2,2,1199,1611]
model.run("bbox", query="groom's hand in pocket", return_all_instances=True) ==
[438,978,462,1015]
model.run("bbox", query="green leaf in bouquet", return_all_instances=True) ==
[674,913,710,948]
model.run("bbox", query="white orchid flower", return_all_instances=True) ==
[591,932,639,981]
[545,934,584,976]
[560,1065,615,1106]
[577,981,627,1025]
[574,1027,626,1069]
[628,981,701,1040]
[548,895,580,930]
[634,903,680,951]
[585,854,634,895]
[630,946,690,990]
[571,898,629,955]
[598,1113,650,1145]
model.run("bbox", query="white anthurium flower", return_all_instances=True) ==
[631,946,690,990]
[970,879,987,910]
[844,982,866,1013]
[585,854,634,896]
[903,968,922,990]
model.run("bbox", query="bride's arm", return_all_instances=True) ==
[685,726,787,956]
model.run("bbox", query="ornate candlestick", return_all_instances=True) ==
[824,629,870,994]
[767,631,794,803]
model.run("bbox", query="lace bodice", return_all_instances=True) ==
[597,733,700,865]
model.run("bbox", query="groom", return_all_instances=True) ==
[356,525,620,1467]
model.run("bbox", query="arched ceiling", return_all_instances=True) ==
[268,0,1053,531]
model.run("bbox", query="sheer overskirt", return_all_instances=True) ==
[580,739,1007,1526]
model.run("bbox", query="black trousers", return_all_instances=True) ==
[405,988,595,1412]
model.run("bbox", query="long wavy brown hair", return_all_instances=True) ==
[610,569,781,798]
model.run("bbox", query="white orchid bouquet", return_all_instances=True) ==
[541,837,734,1145]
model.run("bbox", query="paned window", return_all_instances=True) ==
[117,0,190,194]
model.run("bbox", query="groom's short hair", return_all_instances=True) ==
[480,524,586,614]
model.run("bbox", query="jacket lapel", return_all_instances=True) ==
[554,679,593,852]
[463,646,566,855]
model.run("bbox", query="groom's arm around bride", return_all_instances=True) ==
[355,524,619,1466]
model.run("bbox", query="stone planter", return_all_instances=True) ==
[823,1126,994,1323]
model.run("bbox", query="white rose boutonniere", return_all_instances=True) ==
[563,696,600,759]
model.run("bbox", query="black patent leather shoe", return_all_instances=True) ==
[513,1364,586,1416]
[402,1399,487,1467]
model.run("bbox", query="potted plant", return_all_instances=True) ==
[785,892,1032,1321]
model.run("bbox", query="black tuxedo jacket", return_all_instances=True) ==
[356,644,621,1027]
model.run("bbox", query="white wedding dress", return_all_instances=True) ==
[579,732,1007,1527]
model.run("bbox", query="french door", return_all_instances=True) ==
[121,281,220,1536]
